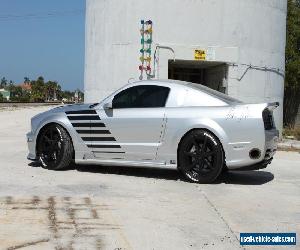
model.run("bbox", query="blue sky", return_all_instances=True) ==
[0,0,85,91]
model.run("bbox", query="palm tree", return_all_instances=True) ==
[24,77,30,84]
[0,77,7,88]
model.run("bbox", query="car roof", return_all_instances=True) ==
[131,79,242,104]
[132,79,190,87]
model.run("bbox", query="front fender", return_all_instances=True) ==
[33,113,85,155]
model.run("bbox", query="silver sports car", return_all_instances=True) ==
[27,80,279,183]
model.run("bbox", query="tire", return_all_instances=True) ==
[36,124,73,170]
[178,130,224,183]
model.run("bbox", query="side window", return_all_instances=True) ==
[138,86,170,107]
[112,86,139,109]
[112,85,170,109]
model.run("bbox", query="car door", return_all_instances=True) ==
[94,85,170,161]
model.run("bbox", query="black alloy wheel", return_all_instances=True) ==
[37,124,73,170]
[178,130,224,183]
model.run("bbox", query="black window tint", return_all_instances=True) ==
[112,86,139,109]
[112,85,170,108]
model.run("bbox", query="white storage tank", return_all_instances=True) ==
[84,0,287,132]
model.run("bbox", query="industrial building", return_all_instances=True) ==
[84,0,287,132]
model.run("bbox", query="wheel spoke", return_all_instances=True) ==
[191,137,200,151]
[52,151,57,160]
[198,160,205,170]
[204,158,212,169]
[196,136,207,157]
[53,142,62,154]
[203,150,215,157]
[184,151,196,157]
[185,161,196,170]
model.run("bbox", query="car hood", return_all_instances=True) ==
[31,103,98,123]
[49,103,99,113]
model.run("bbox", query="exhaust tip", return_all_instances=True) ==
[249,148,261,159]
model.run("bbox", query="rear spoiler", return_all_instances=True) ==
[266,102,279,111]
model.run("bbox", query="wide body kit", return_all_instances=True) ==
[27,80,279,171]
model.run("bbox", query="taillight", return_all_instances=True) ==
[262,109,274,130]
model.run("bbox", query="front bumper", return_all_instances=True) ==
[26,131,36,160]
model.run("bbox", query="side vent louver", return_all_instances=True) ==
[65,109,124,155]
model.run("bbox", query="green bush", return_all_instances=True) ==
[283,127,300,140]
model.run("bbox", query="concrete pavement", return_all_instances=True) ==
[0,106,299,250]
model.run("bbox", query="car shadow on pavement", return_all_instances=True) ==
[76,164,182,181]
[28,162,274,185]
[217,170,274,185]
[75,164,275,185]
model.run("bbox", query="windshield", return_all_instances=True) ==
[187,82,243,104]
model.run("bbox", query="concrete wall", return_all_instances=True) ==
[205,65,227,93]
[85,0,287,132]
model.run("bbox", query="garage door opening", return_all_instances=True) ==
[168,60,228,93]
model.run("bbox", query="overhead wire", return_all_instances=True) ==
[0,9,84,21]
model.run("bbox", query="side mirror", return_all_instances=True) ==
[103,101,113,110]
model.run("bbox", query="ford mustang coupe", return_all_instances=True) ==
[27,80,279,183]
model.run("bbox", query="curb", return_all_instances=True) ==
[277,140,300,152]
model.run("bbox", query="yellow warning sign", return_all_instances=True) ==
[194,49,206,60]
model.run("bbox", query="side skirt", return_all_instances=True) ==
[75,158,178,170]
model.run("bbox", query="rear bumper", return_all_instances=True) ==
[264,129,279,160]
[227,129,279,170]
[231,157,273,171]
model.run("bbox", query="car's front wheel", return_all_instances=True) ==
[37,124,73,170]
[178,129,224,183]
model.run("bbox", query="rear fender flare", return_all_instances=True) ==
[174,118,229,160]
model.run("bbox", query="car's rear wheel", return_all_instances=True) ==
[37,124,73,170]
[178,129,224,183]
